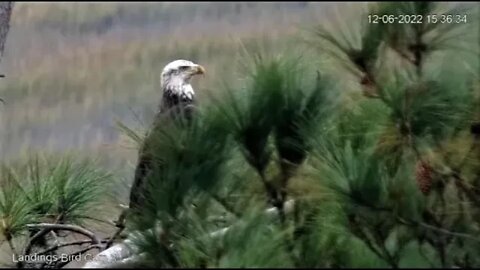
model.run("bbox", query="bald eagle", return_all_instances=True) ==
[129,59,205,211]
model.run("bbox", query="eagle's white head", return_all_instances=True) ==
[160,59,205,102]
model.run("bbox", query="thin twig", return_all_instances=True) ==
[211,193,241,218]
[349,194,480,245]
[352,223,385,263]
[6,237,17,257]
[391,46,415,64]
[129,106,146,127]
[105,209,128,249]
[374,230,398,268]
[106,226,125,249]
[396,217,480,243]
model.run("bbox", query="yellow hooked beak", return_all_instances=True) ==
[193,65,205,75]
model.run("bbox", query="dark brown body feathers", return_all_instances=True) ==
[128,87,195,211]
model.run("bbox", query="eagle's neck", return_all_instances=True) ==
[162,76,195,99]
[163,82,194,100]
[159,80,195,114]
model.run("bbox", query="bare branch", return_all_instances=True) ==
[397,217,480,243]
[38,239,109,257]
[22,223,104,268]
[26,223,101,245]
[53,244,103,269]
[83,241,135,268]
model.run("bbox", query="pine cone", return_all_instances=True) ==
[415,160,433,195]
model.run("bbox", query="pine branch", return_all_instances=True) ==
[344,188,480,252]
[350,221,385,265]
[352,190,480,244]
[82,200,296,268]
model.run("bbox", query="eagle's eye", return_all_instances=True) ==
[178,66,190,71]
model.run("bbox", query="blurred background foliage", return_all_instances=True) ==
[0,2,333,173]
